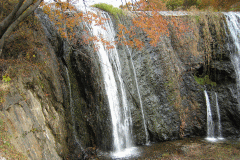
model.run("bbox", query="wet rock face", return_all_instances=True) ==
[117,12,240,143]
[67,41,113,152]
[3,10,240,159]
[36,8,113,155]
[118,44,181,143]
[0,9,112,160]
[35,11,240,153]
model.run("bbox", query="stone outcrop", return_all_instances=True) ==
[0,17,68,159]
[0,9,240,160]
[117,12,240,143]
[36,9,113,158]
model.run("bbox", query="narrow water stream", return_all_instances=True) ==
[126,46,149,145]
[204,90,215,140]
[65,67,83,151]
[215,93,223,139]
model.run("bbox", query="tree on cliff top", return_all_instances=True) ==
[0,0,44,57]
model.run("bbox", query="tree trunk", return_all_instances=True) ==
[0,0,43,58]
[0,0,25,38]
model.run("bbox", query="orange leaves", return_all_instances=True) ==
[42,4,51,15]
[117,7,169,50]
[117,23,142,49]
[100,37,115,50]
[134,38,144,49]
[42,1,82,42]
[170,17,192,40]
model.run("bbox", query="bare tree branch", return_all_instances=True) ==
[0,0,25,37]
[16,0,34,18]
[0,0,43,57]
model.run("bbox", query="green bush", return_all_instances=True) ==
[166,0,184,10]
[194,75,217,86]
[183,0,201,9]
[93,3,124,19]
[2,75,11,83]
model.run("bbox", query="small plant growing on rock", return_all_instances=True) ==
[194,75,217,86]
[2,75,11,83]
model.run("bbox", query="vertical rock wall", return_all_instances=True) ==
[117,12,240,143]
[0,15,68,159]
[1,9,240,160]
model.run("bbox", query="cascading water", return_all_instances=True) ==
[85,8,137,157]
[65,67,84,151]
[224,12,240,110]
[204,90,215,141]
[126,46,150,144]
[215,92,223,139]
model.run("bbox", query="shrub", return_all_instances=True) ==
[166,0,184,10]
[194,75,217,86]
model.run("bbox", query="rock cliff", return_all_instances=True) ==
[0,9,239,160]
[117,12,240,143]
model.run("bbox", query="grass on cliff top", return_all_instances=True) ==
[92,3,124,19]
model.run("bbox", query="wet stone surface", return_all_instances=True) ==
[97,137,240,159]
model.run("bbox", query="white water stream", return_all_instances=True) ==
[215,93,223,139]
[204,90,215,141]
[65,67,83,150]
[224,12,240,110]
[85,8,138,157]
[204,91,225,142]
[126,46,150,144]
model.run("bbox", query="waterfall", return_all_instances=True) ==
[224,12,240,110]
[204,90,215,140]
[65,67,84,151]
[85,8,137,156]
[215,93,223,139]
[126,46,149,144]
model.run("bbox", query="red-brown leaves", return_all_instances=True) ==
[118,1,169,49]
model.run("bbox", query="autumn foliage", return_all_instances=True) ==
[117,0,190,50]
[198,0,239,10]
[43,1,118,51]
[121,0,239,11]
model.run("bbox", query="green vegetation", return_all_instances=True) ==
[229,5,240,11]
[166,0,184,10]
[121,0,239,11]
[0,119,3,126]
[0,90,4,103]
[93,3,124,19]
[2,75,11,83]
[195,15,200,23]
[194,75,217,86]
